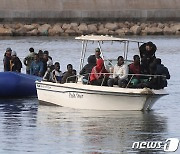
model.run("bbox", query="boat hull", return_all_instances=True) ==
[36,81,168,111]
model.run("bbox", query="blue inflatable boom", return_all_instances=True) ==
[0,72,42,98]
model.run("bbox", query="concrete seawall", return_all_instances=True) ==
[0,0,180,22]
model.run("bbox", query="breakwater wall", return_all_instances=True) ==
[0,0,180,22]
[0,22,179,36]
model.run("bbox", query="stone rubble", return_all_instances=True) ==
[0,22,179,36]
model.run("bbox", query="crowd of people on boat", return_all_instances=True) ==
[79,42,170,90]
[3,47,77,84]
[3,41,170,90]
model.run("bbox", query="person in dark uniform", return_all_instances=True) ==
[3,48,12,71]
[139,42,157,74]
[80,55,96,84]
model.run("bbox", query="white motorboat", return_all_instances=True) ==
[36,35,168,110]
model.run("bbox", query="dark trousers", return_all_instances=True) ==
[91,77,108,86]
[26,70,30,74]
[108,78,127,88]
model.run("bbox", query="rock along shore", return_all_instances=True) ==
[0,22,180,36]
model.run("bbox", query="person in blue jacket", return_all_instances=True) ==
[30,53,44,77]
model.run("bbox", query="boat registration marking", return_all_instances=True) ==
[69,92,83,99]
[37,84,51,89]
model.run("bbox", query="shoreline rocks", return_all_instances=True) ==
[0,22,179,36]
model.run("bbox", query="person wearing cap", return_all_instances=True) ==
[10,51,22,73]
[3,48,12,71]
[23,47,35,74]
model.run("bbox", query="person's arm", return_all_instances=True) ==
[93,67,101,79]
[164,67,170,79]
[30,62,33,75]
[39,62,44,77]
[3,57,7,71]
[47,59,53,67]
[80,66,86,75]
[113,65,118,78]
[23,56,28,66]
[16,58,22,72]
[43,71,49,81]
[51,70,57,82]
[61,73,68,84]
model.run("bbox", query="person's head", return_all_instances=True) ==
[87,55,96,65]
[72,69,77,75]
[95,48,101,59]
[96,58,104,69]
[155,58,161,65]
[5,48,12,57]
[145,42,157,52]
[117,56,124,66]
[67,64,73,73]
[38,50,43,58]
[43,52,49,61]
[11,51,17,59]
[44,50,49,56]
[133,55,140,65]
[29,47,34,53]
[54,62,60,71]
[34,53,39,62]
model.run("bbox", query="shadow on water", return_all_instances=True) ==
[37,106,168,153]
[0,98,38,112]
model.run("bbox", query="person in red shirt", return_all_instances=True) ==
[128,55,141,87]
[90,59,109,86]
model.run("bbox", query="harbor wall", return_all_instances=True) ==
[0,0,180,22]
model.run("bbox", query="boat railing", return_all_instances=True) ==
[65,73,167,88]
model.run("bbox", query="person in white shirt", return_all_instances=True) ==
[108,56,128,87]
[51,62,63,83]
[43,62,63,83]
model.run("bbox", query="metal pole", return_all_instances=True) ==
[81,41,88,70]
[123,42,126,59]
[125,41,129,61]
[79,40,85,71]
